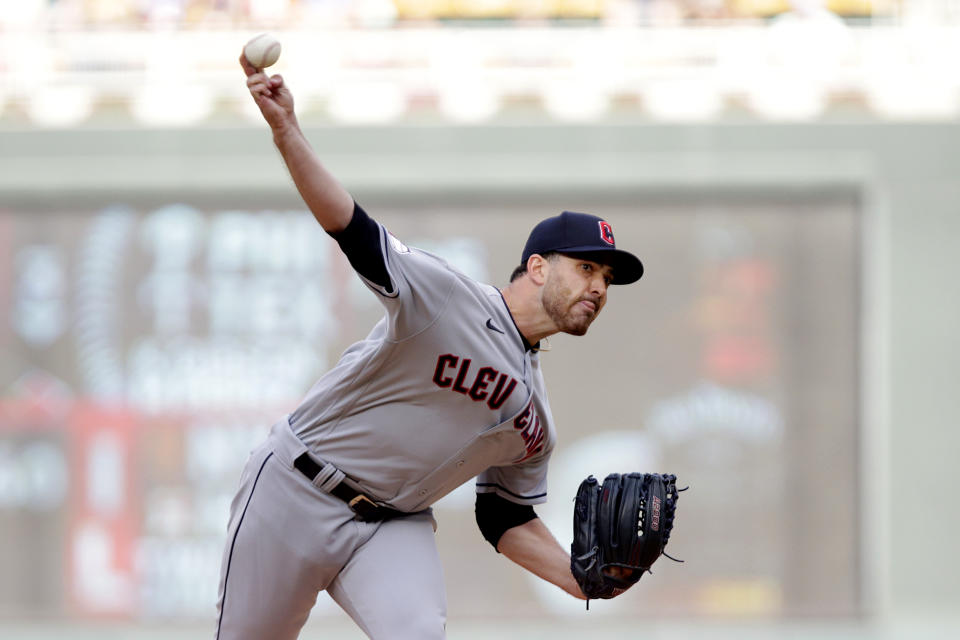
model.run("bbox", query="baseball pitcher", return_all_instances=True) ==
[215,51,673,640]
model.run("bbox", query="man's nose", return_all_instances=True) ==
[591,275,608,297]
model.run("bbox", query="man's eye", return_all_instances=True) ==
[581,263,592,271]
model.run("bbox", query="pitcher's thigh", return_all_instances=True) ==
[327,513,447,640]
[215,452,343,640]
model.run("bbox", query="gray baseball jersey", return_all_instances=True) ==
[288,223,556,512]
[216,213,559,640]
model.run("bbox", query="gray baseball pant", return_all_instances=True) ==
[215,419,447,640]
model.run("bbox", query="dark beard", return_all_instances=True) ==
[543,278,593,336]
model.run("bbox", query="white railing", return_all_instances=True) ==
[1,23,958,125]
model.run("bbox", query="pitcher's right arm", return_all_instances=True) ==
[240,52,353,233]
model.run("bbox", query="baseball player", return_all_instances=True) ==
[215,53,645,640]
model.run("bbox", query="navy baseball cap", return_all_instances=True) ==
[522,211,644,285]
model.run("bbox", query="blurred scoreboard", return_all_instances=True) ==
[0,197,861,620]
[0,206,339,617]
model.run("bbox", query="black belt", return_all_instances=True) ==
[293,452,406,522]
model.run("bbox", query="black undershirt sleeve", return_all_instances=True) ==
[326,201,394,293]
[475,492,538,552]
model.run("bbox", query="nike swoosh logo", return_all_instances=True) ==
[485,318,505,334]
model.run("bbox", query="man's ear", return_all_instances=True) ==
[526,254,550,286]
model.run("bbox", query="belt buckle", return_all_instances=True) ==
[348,493,380,520]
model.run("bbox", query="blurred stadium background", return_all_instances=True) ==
[1,0,958,638]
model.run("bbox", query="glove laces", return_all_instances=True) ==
[661,479,688,563]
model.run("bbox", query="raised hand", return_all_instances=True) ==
[240,52,297,134]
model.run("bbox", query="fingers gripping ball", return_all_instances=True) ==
[571,473,684,604]
[243,33,282,69]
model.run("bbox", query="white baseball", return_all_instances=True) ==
[243,33,282,69]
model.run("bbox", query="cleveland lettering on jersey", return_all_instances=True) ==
[432,354,518,410]
[512,399,545,462]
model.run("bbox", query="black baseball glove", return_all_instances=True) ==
[571,472,683,603]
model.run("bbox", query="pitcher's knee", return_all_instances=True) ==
[218,616,304,640]
[368,610,446,640]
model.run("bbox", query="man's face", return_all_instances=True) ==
[541,255,613,336]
